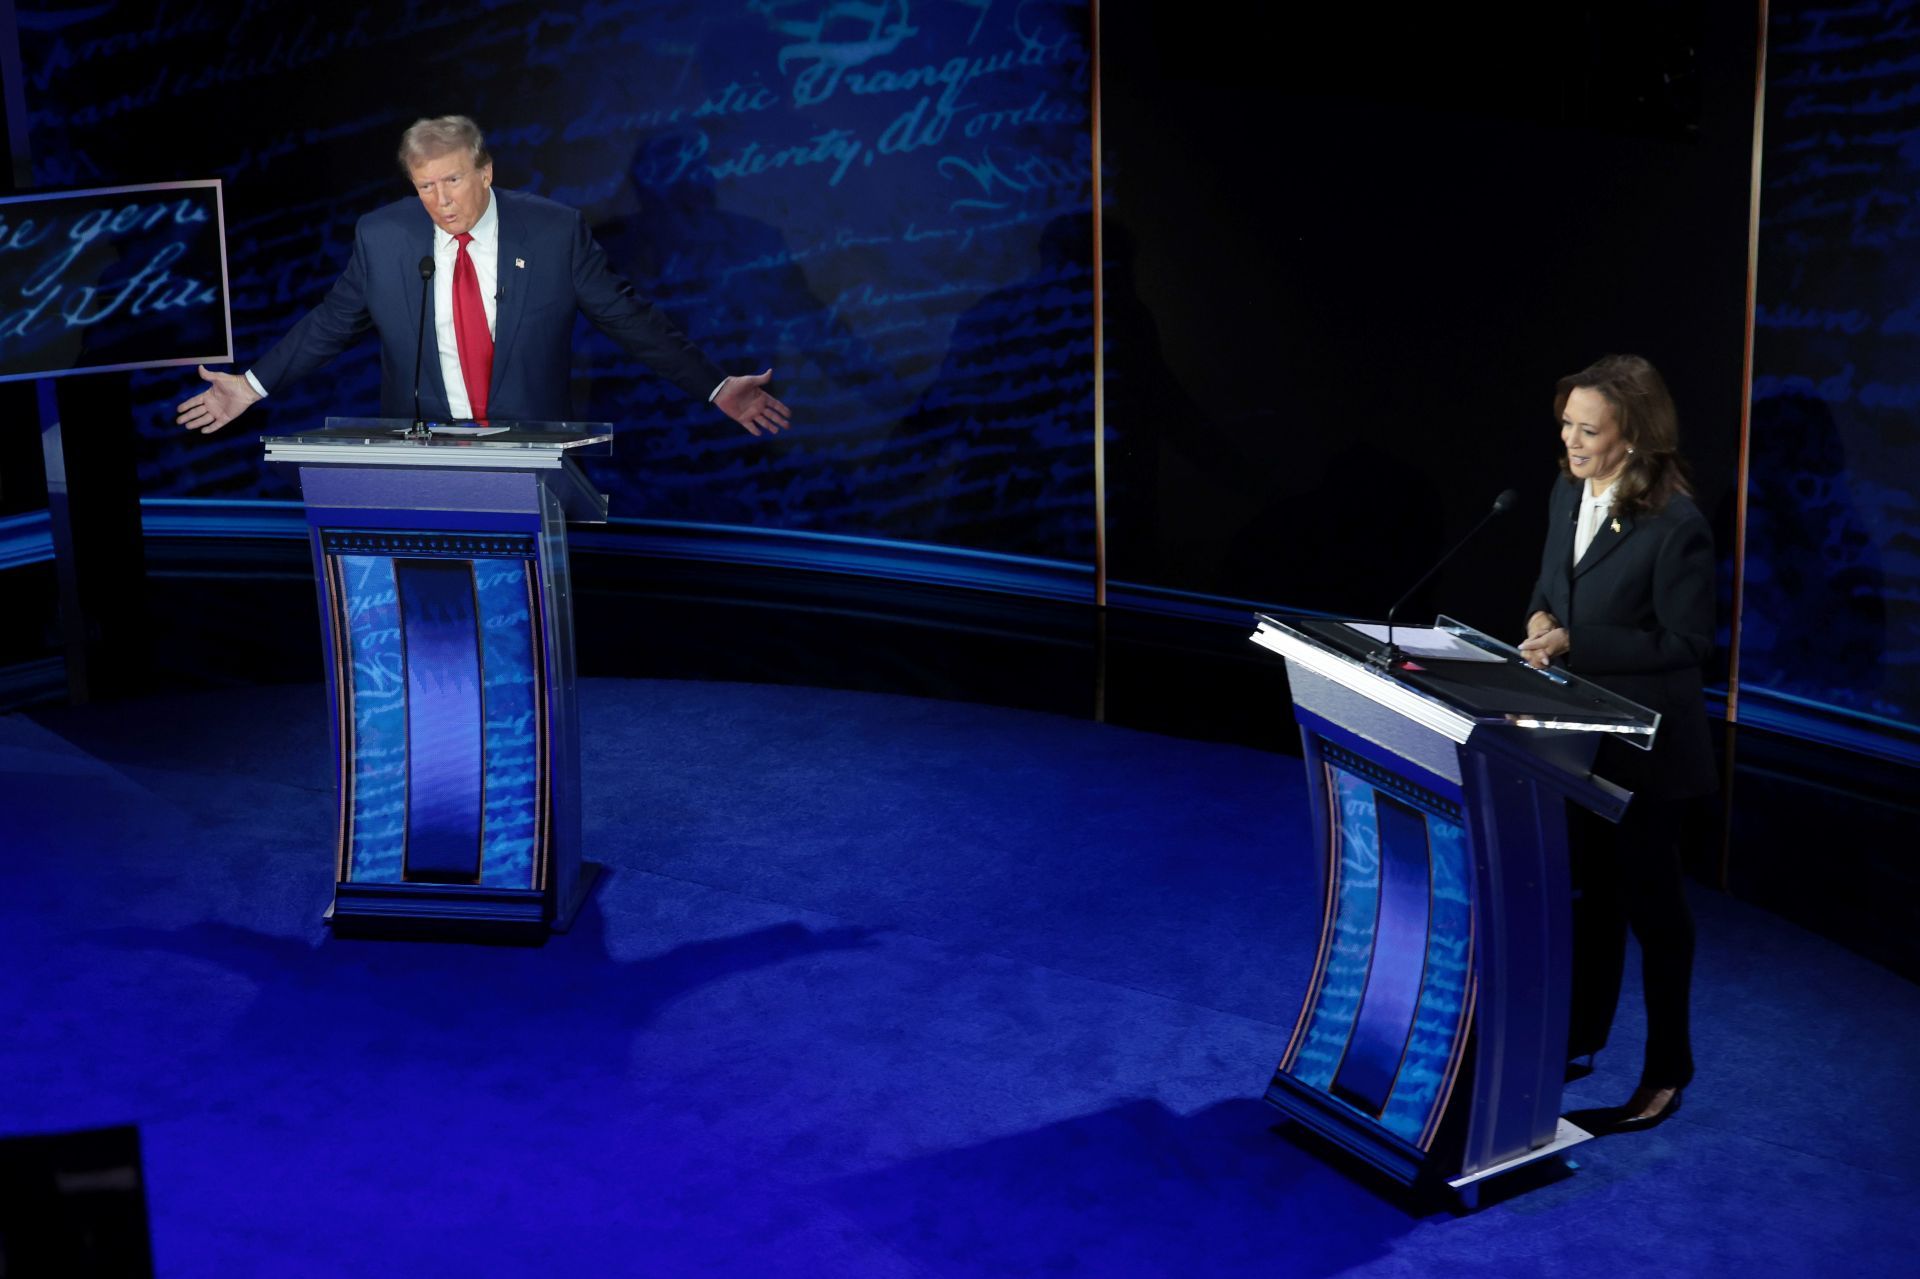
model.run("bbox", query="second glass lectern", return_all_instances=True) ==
[1251,614,1659,1202]
[265,420,612,939]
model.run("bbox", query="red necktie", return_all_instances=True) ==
[452,231,493,421]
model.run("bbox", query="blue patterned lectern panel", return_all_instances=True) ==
[1275,743,1474,1152]
[332,535,546,892]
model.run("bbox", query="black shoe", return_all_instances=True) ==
[1566,1084,1684,1137]
[1609,1084,1683,1133]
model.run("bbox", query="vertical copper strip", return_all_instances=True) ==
[323,552,355,885]
[1722,0,1769,887]
[1728,0,1768,728]
[1089,0,1107,609]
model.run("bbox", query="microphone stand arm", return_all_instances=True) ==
[1371,502,1507,671]
[407,257,436,440]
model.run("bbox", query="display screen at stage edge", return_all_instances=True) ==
[0,180,232,382]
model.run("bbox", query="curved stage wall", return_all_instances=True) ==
[4,0,1917,767]
[23,2,1100,565]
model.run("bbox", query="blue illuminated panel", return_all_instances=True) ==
[1277,743,1475,1151]
[396,560,485,884]
[1743,5,1920,745]
[1288,768,1380,1092]
[475,560,540,889]
[338,555,407,883]
[332,536,547,893]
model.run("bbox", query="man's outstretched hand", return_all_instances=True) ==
[714,369,791,437]
[176,365,261,434]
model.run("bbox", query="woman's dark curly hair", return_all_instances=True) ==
[1553,353,1692,518]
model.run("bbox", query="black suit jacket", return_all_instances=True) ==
[251,188,727,421]
[1527,476,1717,799]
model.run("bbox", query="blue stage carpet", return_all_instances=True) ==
[3,679,1916,1276]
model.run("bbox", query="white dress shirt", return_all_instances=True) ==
[1573,477,1616,564]
[432,194,500,420]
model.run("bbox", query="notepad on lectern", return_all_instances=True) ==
[1344,624,1504,663]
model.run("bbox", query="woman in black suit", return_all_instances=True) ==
[1518,353,1715,1134]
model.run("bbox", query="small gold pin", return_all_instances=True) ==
[1611,518,1622,533]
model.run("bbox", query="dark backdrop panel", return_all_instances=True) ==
[1101,3,1754,657]
[17,0,1096,562]
[1747,2,1920,736]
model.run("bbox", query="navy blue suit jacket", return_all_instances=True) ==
[1527,475,1718,799]
[251,188,726,421]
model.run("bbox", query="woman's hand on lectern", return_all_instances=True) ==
[1519,625,1570,668]
[175,365,262,435]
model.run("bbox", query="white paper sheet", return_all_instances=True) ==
[1344,624,1505,663]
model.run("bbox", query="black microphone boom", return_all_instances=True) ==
[410,255,435,437]
[1375,488,1520,670]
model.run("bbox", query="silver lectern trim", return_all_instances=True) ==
[263,443,572,469]
[1251,620,1477,744]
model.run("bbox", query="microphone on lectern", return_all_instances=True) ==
[1374,488,1520,670]
[409,255,435,438]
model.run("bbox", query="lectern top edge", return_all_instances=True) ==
[1251,612,1659,748]
[262,419,614,470]
[316,415,614,442]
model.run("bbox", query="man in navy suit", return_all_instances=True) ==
[175,115,789,437]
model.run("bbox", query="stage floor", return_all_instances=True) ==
[4,679,1917,1276]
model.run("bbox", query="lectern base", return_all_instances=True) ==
[552,860,604,935]
[1447,1118,1593,1210]
[323,861,605,943]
